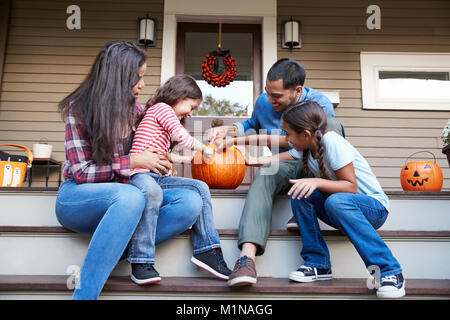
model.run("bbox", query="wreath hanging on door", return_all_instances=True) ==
[201,50,236,87]
[201,23,237,87]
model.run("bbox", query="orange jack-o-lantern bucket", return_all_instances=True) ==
[400,151,443,191]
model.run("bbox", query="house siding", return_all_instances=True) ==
[278,0,450,191]
[0,0,164,186]
[0,0,449,190]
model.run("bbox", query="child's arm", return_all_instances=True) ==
[192,138,214,158]
[288,162,358,199]
[237,147,295,166]
[215,134,290,151]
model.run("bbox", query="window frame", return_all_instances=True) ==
[360,52,450,111]
[176,22,262,116]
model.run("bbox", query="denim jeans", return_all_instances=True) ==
[55,179,145,300]
[127,173,163,264]
[55,176,218,300]
[126,173,221,262]
[238,160,304,255]
[290,190,402,277]
[149,173,220,253]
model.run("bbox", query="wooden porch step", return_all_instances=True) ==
[1,275,449,298]
[2,187,450,196]
[1,226,450,239]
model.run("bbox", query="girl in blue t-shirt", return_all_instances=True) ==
[282,100,405,298]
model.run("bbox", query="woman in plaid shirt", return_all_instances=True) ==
[55,41,223,299]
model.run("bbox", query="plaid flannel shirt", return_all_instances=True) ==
[62,103,144,184]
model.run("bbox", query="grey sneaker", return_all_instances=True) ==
[227,256,257,287]
[286,216,299,231]
[191,248,232,280]
[131,263,161,285]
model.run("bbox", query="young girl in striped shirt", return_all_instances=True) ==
[126,74,231,285]
[130,74,214,174]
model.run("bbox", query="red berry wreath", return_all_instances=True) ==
[201,50,237,87]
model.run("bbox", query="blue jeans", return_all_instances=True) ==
[56,176,217,300]
[55,179,145,300]
[290,191,402,277]
[126,173,221,262]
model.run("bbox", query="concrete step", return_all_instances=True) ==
[1,275,449,300]
[1,226,450,279]
[1,189,450,231]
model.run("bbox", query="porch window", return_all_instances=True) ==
[176,23,262,117]
[360,52,450,111]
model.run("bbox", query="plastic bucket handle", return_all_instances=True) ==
[404,151,436,166]
[0,144,34,166]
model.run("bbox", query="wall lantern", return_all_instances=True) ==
[281,17,301,49]
[137,15,156,48]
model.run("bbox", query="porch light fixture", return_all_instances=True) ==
[281,17,301,49]
[137,15,156,48]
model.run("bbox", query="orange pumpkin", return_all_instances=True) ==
[400,153,443,191]
[191,144,245,189]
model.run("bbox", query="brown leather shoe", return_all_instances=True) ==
[227,256,257,287]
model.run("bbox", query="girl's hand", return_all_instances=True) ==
[203,146,214,159]
[131,148,172,175]
[288,178,322,199]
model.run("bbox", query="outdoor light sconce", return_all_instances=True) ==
[137,15,156,48]
[281,18,301,49]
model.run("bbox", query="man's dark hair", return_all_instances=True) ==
[267,58,306,89]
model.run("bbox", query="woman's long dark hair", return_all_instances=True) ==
[59,40,147,164]
[282,100,330,180]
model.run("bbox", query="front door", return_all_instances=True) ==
[174,22,262,189]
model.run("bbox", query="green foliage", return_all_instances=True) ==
[441,119,450,146]
[194,94,247,116]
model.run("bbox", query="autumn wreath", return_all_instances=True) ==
[201,50,237,87]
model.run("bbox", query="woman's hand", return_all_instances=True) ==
[130,148,172,175]
[288,178,322,199]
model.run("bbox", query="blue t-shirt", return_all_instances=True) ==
[289,131,390,211]
[234,87,334,153]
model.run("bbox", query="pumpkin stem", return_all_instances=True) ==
[211,118,224,128]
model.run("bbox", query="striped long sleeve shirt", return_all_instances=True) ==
[130,102,194,175]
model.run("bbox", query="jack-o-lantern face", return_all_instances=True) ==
[400,161,443,191]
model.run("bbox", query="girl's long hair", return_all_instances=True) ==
[59,40,147,164]
[138,74,203,125]
[282,100,330,180]
[140,74,203,151]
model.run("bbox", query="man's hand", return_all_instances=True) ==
[205,125,237,144]
[213,136,236,152]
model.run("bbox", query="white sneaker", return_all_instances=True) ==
[377,273,406,298]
